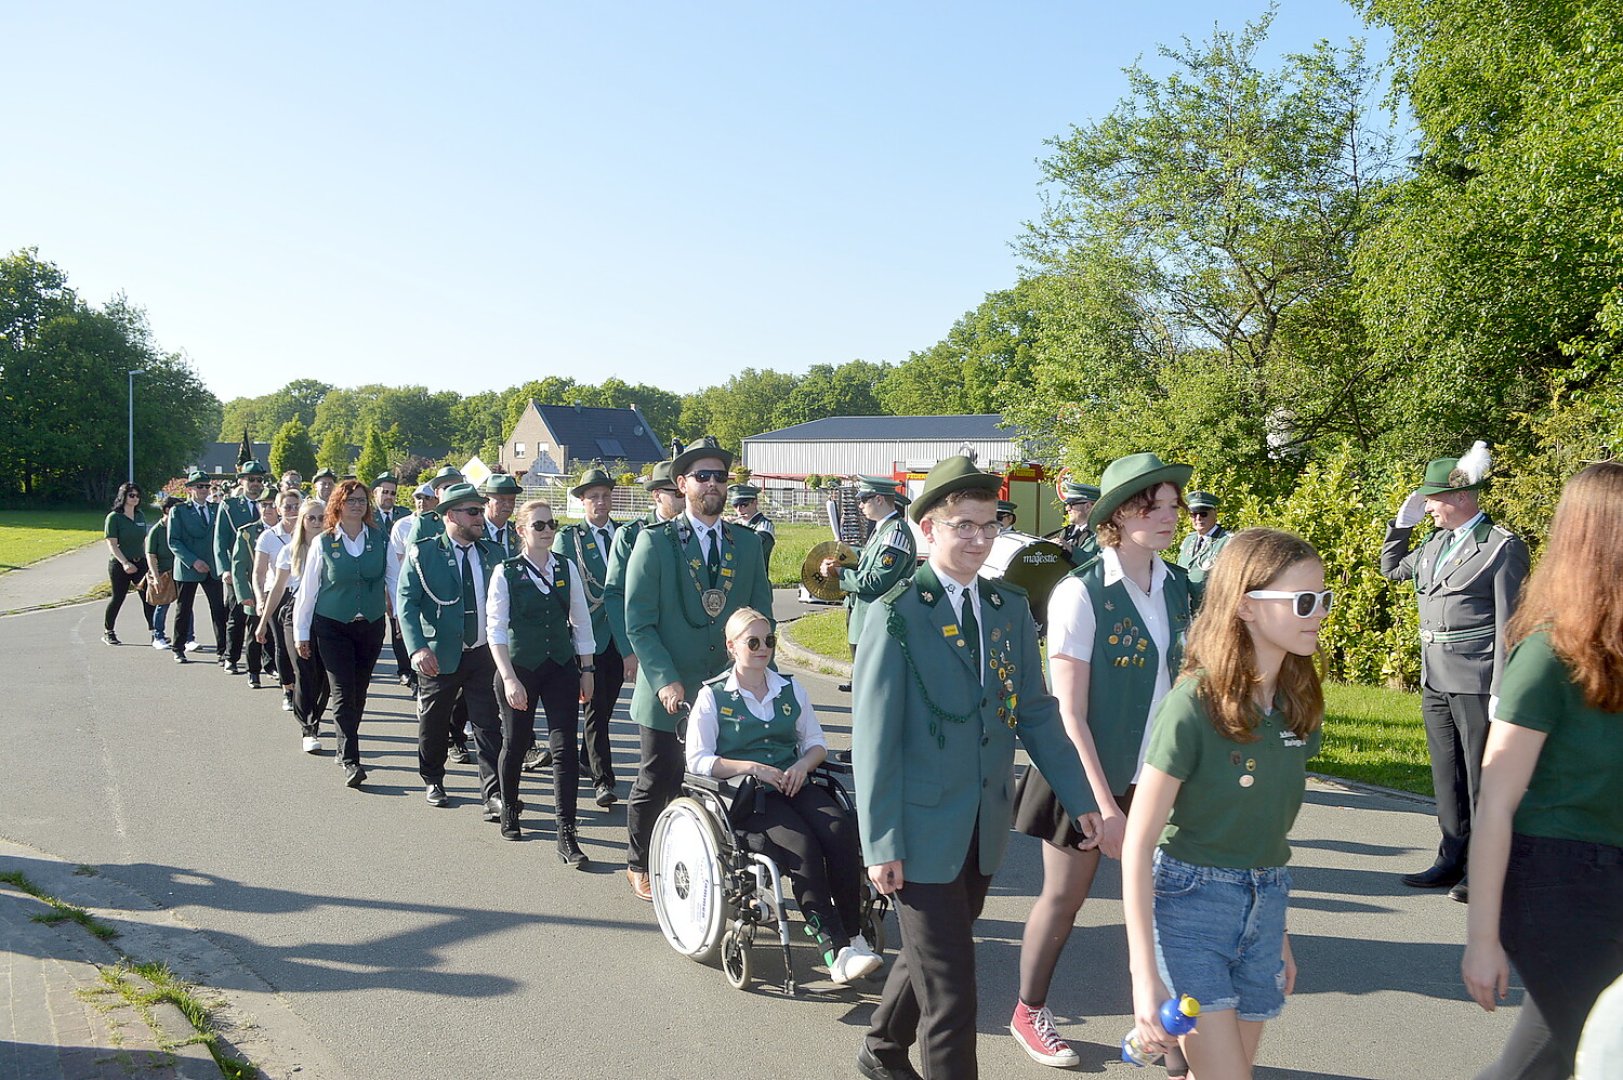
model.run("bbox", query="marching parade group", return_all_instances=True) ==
[98,438,1621,1080]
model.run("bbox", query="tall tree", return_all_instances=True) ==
[772,360,890,429]
[878,284,1042,416]
[355,425,389,485]
[269,417,317,480]
[316,428,352,476]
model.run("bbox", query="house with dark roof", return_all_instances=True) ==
[741,414,1021,479]
[497,401,665,478]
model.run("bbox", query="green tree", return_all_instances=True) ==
[217,378,332,441]
[316,428,352,476]
[355,425,390,485]
[269,417,317,480]
[676,368,799,453]
[772,360,890,429]
[878,284,1042,416]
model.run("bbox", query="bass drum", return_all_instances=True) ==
[651,797,729,964]
[978,531,1072,629]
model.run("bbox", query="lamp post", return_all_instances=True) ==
[127,369,143,482]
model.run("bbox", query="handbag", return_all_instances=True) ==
[145,569,177,606]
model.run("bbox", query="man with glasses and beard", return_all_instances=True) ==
[621,437,773,902]
[395,483,508,818]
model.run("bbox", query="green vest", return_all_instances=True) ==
[501,556,576,671]
[1074,557,1192,795]
[705,671,801,772]
[313,526,389,623]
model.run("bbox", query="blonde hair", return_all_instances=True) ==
[1181,527,1324,741]
[1508,462,1623,710]
[290,499,326,577]
[725,607,771,643]
[516,499,553,529]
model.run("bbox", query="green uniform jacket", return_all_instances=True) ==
[145,519,174,576]
[558,520,620,655]
[1176,525,1231,609]
[404,510,445,546]
[853,562,1097,883]
[1062,525,1100,569]
[741,512,776,573]
[396,533,505,676]
[168,502,218,583]
[213,496,257,579]
[229,520,266,604]
[840,512,916,646]
[604,511,662,657]
[625,518,773,733]
[381,504,412,527]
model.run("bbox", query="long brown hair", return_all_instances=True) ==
[1508,461,1623,710]
[323,480,376,533]
[1182,528,1325,741]
[1096,482,1187,548]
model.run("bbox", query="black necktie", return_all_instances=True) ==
[959,589,980,675]
[705,528,721,587]
[459,545,478,647]
[597,527,611,561]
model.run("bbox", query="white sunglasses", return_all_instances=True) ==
[1246,589,1333,618]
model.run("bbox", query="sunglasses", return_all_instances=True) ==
[1064,499,1090,509]
[688,469,729,484]
[1246,589,1334,618]
[527,519,559,531]
[1190,508,1213,517]
[739,634,777,651]
[449,506,485,517]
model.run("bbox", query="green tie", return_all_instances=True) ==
[960,588,980,675]
[459,545,478,648]
[706,529,721,587]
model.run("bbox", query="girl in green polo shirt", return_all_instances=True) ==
[1123,529,1327,1079]
[1462,462,1623,1078]
[102,481,153,644]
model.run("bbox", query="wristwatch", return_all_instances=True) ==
[580,665,596,674]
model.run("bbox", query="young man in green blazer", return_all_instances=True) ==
[169,470,228,663]
[395,483,507,817]
[621,438,773,901]
[852,455,1100,1080]
[214,460,268,671]
[557,465,626,804]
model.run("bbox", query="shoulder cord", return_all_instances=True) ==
[568,529,607,611]
[408,542,461,612]
[884,604,976,749]
[665,522,715,629]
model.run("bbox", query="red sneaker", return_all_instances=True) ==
[1010,1000,1080,1068]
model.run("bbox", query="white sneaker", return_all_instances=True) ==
[150,638,169,651]
[185,640,201,652]
[282,696,294,713]
[302,736,321,754]
[829,943,883,985]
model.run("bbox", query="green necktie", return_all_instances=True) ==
[706,528,721,587]
[960,588,980,675]
[459,545,478,648]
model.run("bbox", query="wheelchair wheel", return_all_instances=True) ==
[651,796,728,964]
[861,909,886,956]
[721,927,751,990]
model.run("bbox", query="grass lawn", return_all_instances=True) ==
[0,510,107,572]
[769,523,840,588]
[779,602,1432,797]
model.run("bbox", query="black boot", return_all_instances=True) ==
[556,820,587,868]
[501,808,521,841]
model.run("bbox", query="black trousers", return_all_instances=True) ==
[172,577,227,657]
[866,832,993,1080]
[1475,833,1623,1080]
[496,658,582,821]
[104,558,154,634]
[737,784,863,949]
[279,596,327,734]
[223,596,250,663]
[417,645,501,798]
[389,615,412,682]
[1421,688,1490,869]
[579,640,624,788]
[625,726,684,873]
[312,614,384,767]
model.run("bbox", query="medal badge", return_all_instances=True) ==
[702,588,726,617]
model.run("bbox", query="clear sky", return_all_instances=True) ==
[5,2,1385,403]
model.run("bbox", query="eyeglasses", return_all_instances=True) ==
[528,519,558,531]
[1246,589,1334,618]
[1064,499,1090,509]
[858,492,889,503]
[939,519,1001,541]
[688,469,729,484]
[741,634,777,651]
[342,496,368,506]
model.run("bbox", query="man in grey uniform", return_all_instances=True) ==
[1381,446,1528,902]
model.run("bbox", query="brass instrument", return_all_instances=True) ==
[800,541,857,602]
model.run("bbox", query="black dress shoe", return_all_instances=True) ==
[1400,863,1465,888]
[483,796,503,822]
[426,783,449,807]
[248,673,262,689]
[837,682,852,693]
[344,763,366,788]
[856,1043,923,1080]
[501,814,521,841]
[1449,880,1470,904]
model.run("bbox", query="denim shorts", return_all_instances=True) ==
[1152,850,1291,1021]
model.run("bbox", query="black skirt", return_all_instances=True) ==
[1012,766,1134,849]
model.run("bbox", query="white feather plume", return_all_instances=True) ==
[1457,441,1491,485]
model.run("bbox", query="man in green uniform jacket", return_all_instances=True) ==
[372,472,411,527]
[621,438,772,901]
[603,461,680,660]
[214,459,268,672]
[555,465,626,801]
[728,483,776,571]
[1055,478,1101,568]
[852,455,1099,1080]
[821,475,916,693]
[1176,489,1232,609]
[169,470,228,663]
[481,473,523,556]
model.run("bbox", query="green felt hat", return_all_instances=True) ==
[855,475,910,506]
[185,469,209,488]
[728,484,760,503]
[1060,479,1101,504]
[645,461,678,493]
[312,467,337,482]
[909,455,1001,523]
[1416,457,1484,495]
[372,471,398,487]
[430,465,464,490]
[996,500,1018,517]
[671,436,733,477]
[1186,490,1218,512]
[435,482,483,513]
[256,487,279,504]
[238,460,268,477]
[570,466,616,497]
[481,473,523,496]
[1089,453,1193,529]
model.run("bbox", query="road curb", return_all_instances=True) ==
[775,615,852,679]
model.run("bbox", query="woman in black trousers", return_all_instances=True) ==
[102,481,153,644]
[257,498,330,754]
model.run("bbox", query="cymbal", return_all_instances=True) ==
[801,541,857,602]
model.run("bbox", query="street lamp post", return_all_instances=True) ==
[127,369,143,482]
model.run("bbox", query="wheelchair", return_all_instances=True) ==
[649,761,890,996]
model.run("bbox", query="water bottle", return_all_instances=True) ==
[1121,995,1200,1066]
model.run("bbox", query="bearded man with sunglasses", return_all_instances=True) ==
[621,436,773,902]
[1381,447,1528,903]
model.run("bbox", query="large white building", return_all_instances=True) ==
[741,414,1019,480]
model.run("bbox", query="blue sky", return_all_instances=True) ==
[4,2,1387,403]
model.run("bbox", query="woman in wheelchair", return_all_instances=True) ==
[685,607,884,985]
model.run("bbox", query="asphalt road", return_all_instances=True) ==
[1,592,1518,1079]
